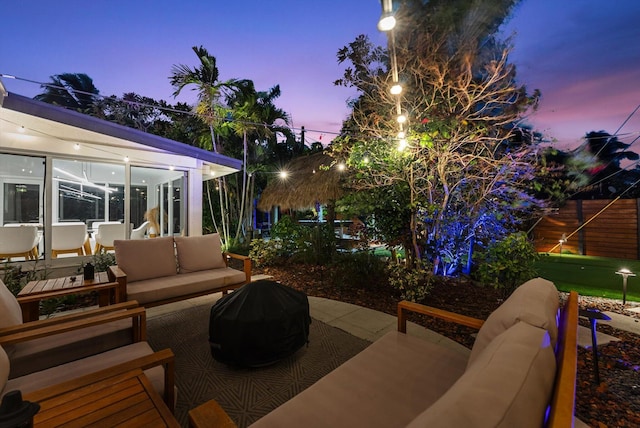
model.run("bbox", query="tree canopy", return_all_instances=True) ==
[331,0,543,273]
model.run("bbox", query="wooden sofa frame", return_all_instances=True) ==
[398,290,579,427]
[108,252,252,307]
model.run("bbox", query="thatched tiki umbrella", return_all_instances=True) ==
[257,153,345,226]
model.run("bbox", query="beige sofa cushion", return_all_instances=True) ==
[0,279,23,328]
[9,319,134,378]
[0,346,9,394]
[114,237,177,283]
[407,321,556,428]
[250,331,468,428]
[175,234,226,273]
[0,279,23,358]
[126,268,246,305]
[4,341,165,398]
[469,277,559,366]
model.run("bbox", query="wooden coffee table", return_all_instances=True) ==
[18,272,119,322]
[25,368,179,427]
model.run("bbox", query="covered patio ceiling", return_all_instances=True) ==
[0,82,241,178]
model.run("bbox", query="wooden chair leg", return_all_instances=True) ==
[84,240,92,256]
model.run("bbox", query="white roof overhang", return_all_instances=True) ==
[0,85,241,178]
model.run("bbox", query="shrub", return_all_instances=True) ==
[250,218,340,267]
[90,252,116,272]
[1,262,40,296]
[293,224,336,265]
[329,250,387,288]
[473,232,538,294]
[387,259,433,302]
[249,238,287,267]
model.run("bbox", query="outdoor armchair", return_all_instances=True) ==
[130,221,150,240]
[0,225,38,261]
[51,222,90,258]
[94,223,130,254]
[0,279,144,378]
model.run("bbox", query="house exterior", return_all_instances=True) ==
[0,80,241,269]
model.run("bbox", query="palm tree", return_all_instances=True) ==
[170,46,243,246]
[224,80,292,242]
[169,46,241,154]
[34,73,100,114]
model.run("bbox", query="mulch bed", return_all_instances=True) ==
[260,264,640,428]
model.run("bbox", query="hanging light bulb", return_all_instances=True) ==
[377,12,396,31]
[397,113,407,124]
[390,84,402,95]
[397,131,406,139]
[398,139,408,151]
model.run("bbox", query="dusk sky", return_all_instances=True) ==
[2,0,639,152]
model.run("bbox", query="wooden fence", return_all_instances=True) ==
[531,199,640,260]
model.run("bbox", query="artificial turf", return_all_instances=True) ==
[534,253,640,302]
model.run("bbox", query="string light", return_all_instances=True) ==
[0,73,341,141]
[390,84,402,95]
[378,12,396,32]
[378,1,408,150]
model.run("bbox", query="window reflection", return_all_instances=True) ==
[132,166,187,238]
[0,153,45,262]
[53,159,124,224]
[0,153,188,261]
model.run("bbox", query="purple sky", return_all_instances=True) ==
[2,0,639,151]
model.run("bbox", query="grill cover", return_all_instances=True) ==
[209,280,311,367]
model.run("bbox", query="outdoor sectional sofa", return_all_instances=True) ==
[192,277,579,428]
[108,234,251,307]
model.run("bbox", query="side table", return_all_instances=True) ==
[18,272,118,322]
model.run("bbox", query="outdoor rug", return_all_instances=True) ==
[147,303,372,427]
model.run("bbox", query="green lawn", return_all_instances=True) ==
[534,253,640,302]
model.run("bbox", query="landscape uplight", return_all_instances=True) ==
[615,268,636,305]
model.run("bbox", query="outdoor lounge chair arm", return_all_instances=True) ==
[0,306,147,344]
[23,348,176,413]
[224,252,252,283]
[107,265,128,302]
[548,290,579,428]
[3,300,141,334]
[397,300,485,333]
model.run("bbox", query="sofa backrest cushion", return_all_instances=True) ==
[407,321,556,428]
[114,237,177,283]
[0,281,21,358]
[0,280,22,328]
[0,346,8,395]
[175,234,226,273]
[468,277,559,366]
